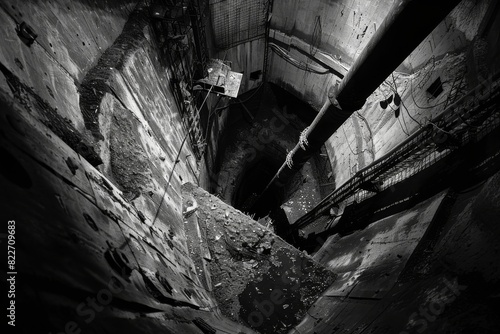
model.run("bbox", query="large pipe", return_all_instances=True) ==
[257,0,462,202]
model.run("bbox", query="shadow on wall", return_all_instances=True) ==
[212,82,321,202]
[233,158,283,217]
[32,0,140,12]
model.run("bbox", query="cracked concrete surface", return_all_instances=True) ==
[182,182,336,334]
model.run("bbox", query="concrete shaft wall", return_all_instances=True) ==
[1,0,499,333]
[0,1,246,333]
[293,168,500,333]
[262,0,498,188]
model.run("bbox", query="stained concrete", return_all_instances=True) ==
[289,167,500,333]
[0,88,255,333]
[265,0,498,191]
[182,182,336,334]
[0,0,136,132]
[1,0,499,333]
[0,1,247,332]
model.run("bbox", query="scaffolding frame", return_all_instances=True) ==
[151,0,210,160]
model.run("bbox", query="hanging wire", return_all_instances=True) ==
[204,95,223,140]
[214,83,265,112]
[397,112,411,136]
[426,120,454,135]
[269,42,331,74]
[408,71,448,110]
[391,72,454,134]
[341,121,359,155]
[391,73,414,135]
[385,73,425,132]
[152,84,214,226]
[381,75,410,136]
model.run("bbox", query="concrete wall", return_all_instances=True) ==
[292,168,500,333]
[0,1,248,332]
[267,0,394,111]
[261,0,496,188]
[0,0,202,239]
[271,0,394,67]
[323,0,497,188]
[1,89,255,333]
[0,0,136,133]
[324,51,470,186]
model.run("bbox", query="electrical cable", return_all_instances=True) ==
[408,71,448,110]
[151,84,214,226]
[381,76,410,136]
[341,121,359,155]
[204,95,223,140]
[397,110,411,136]
[401,99,424,129]
[426,120,454,135]
[386,73,425,132]
[391,74,412,136]
[214,83,264,112]
[392,72,463,134]
[269,42,331,74]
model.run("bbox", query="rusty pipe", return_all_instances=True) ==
[258,0,462,201]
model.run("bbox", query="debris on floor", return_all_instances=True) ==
[182,183,336,333]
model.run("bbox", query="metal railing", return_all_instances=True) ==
[293,73,500,230]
